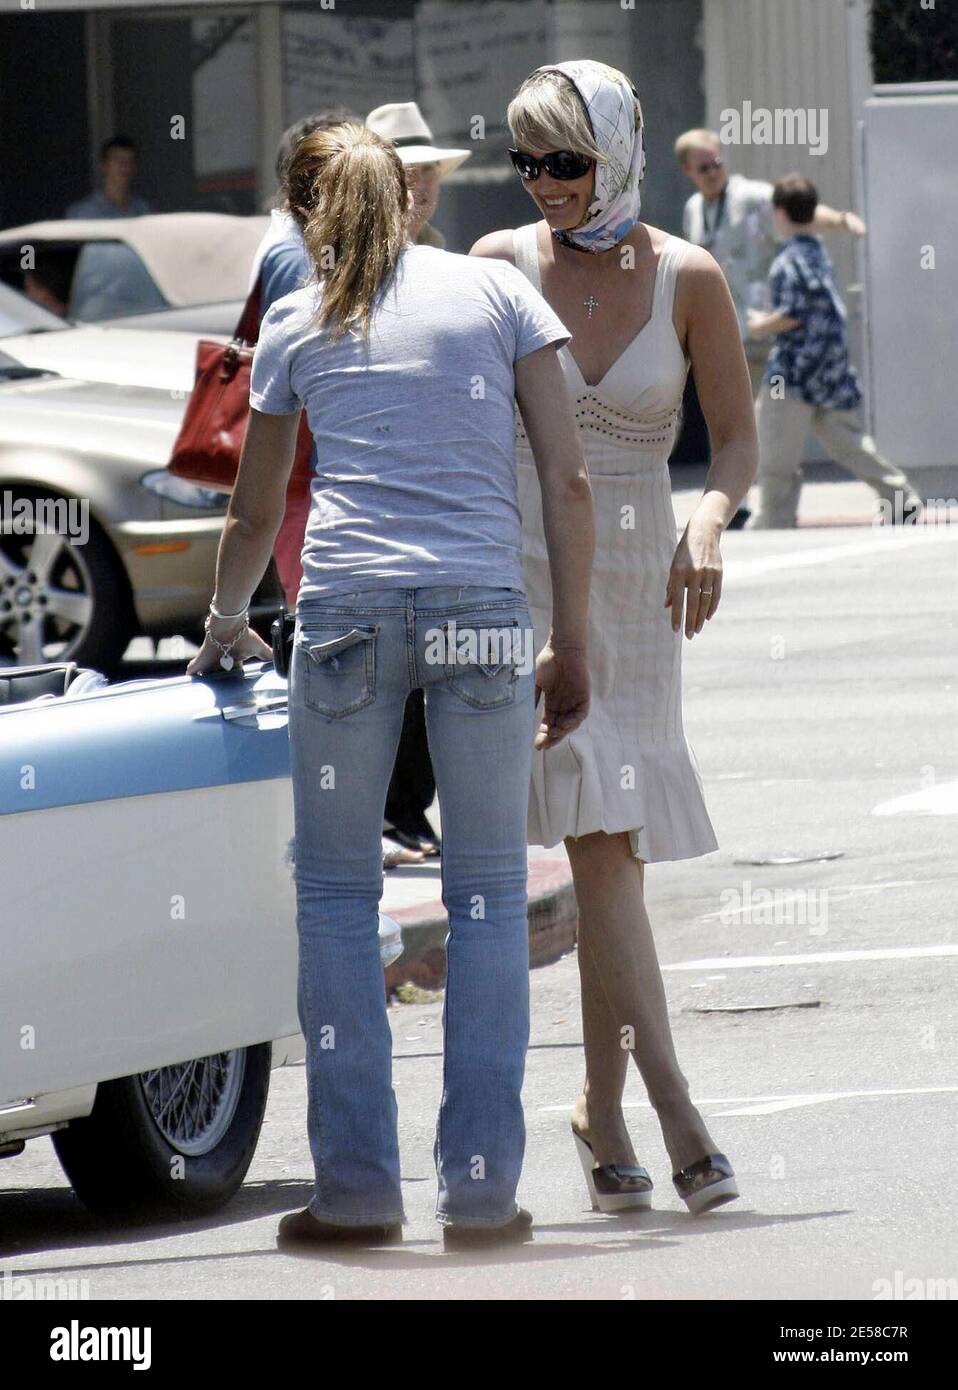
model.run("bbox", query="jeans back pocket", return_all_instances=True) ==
[439,616,524,710]
[297,625,378,718]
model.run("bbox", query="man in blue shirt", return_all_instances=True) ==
[66,136,152,219]
[747,174,921,527]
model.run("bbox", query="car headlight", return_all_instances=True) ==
[140,471,228,509]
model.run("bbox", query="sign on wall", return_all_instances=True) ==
[415,0,641,154]
[416,0,550,149]
[282,9,415,124]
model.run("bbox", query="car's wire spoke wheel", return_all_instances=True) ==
[139,1050,247,1157]
[0,516,95,664]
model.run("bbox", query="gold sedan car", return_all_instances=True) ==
[0,217,282,670]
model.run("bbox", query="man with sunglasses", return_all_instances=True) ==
[675,128,864,397]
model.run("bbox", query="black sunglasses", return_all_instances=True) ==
[508,148,595,182]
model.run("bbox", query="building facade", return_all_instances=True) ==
[1,0,705,245]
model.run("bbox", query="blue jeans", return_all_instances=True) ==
[288,584,537,1227]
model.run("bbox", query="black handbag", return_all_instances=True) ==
[271,609,296,678]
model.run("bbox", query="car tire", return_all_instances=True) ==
[0,486,135,674]
[65,518,137,674]
[51,1044,271,1220]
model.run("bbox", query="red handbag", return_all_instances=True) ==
[168,283,313,496]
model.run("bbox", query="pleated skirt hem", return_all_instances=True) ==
[528,730,719,865]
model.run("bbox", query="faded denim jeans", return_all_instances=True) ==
[288,584,537,1227]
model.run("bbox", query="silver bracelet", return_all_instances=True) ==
[204,612,249,671]
[210,598,250,621]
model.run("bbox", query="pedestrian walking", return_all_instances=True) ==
[186,121,594,1248]
[676,127,864,397]
[747,174,922,528]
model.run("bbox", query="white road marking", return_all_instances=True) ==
[712,1097,849,1117]
[872,782,958,816]
[540,1084,958,1116]
[697,880,917,923]
[663,944,958,971]
[723,526,958,584]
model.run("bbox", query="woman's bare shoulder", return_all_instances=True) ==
[668,235,725,282]
[468,228,517,262]
[633,221,672,254]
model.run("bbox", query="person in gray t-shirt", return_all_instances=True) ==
[250,242,571,598]
[187,121,594,1248]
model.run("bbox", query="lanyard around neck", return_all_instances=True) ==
[701,186,727,249]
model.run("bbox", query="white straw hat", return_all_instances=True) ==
[365,102,470,178]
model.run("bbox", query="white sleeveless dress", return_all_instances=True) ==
[512,223,719,863]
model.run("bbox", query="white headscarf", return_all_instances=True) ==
[536,59,645,254]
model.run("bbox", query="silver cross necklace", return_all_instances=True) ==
[583,293,599,320]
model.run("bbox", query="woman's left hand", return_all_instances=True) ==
[665,519,723,639]
[186,621,274,676]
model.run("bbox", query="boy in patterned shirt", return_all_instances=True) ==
[746,173,921,527]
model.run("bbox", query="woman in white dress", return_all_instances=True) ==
[472,60,757,1214]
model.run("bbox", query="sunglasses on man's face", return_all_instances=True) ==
[696,157,723,175]
[508,148,595,182]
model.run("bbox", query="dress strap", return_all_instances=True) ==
[654,235,688,321]
[512,223,543,291]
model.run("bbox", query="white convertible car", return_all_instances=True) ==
[0,657,401,1219]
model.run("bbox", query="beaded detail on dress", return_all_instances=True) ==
[516,393,680,451]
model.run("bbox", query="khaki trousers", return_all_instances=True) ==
[750,386,914,529]
[746,348,769,400]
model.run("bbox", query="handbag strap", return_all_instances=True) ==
[234,280,262,346]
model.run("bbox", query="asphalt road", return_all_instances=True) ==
[2,513,956,1300]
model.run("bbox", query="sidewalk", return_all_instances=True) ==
[381,834,575,990]
[672,461,957,529]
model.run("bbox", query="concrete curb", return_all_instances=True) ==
[384,856,578,991]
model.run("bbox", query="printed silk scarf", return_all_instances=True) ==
[536,59,646,254]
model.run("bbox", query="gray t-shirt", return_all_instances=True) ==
[249,242,571,598]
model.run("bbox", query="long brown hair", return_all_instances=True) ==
[282,123,408,339]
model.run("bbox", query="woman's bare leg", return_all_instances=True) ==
[570,923,637,1163]
[565,828,717,1173]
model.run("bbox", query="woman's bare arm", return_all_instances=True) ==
[210,407,302,615]
[514,344,594,747]
[469,230,517,264]
[667,246,758,637]
[514,344,594,654]
[678,245,758,533]
[186,407,301,674]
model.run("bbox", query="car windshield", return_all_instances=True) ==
[0,280,68,338]
[70,241,169,321]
